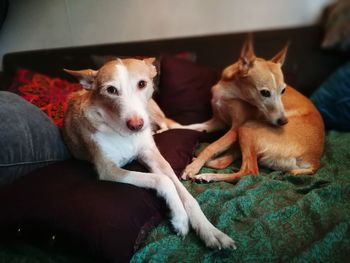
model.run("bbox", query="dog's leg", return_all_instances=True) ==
[287,154,320,175]
[195,126,259,182]
[155,117,183,133]
[140,144,236,250]
[204,144,241,169]
[182,129,237,180]
[179,117,225,133]
[205,154,235,169]
[148,99,182,133]
[94,154,189,237]
[288,168,315,175]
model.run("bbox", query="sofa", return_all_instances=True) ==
[0,24,350,262]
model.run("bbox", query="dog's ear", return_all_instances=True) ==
[271,44,289,66]
[222,66,236,80]
[239,34,256,76]
[64,69,97,90]
[143,57,157,78]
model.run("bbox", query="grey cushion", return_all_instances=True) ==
[0,91,71,185]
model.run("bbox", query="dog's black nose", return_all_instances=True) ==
[277,117,288,126]
[126,118,144,131]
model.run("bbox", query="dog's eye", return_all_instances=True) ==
[106,86,119,95]
[260,89,271,98]
[281,88,286,94]
[137,80,147,89]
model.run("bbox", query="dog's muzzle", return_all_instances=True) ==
[126,117,144,131]
[277,116,288,126]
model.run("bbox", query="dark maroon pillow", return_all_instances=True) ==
[156,55,220,125]
[0,129,201,263]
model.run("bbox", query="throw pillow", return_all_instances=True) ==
[155,55,220,125]
[8,68,81,127]
[311,62,350,131]
[0,160,164,263]
[0,91,71,185]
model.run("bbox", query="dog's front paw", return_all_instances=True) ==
[181,161,203,180]
[194,173,214,182]
[204,228,237,249]
[171,213,189,238]
[154,127,169,134]
[202,226,237,250]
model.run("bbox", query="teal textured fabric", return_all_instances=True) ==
[131,131,350,263]
[311,62,350,131]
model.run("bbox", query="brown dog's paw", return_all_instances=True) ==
[181,162,203,180]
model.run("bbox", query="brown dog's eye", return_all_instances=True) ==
[281,88,286,94]
[260,89,271,98]
[138,80,147,89]
[106,86,119,95]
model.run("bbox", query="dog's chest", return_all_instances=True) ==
[92,131,145,167]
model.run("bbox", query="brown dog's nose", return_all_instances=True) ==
[126,117,144,131]
[277,116,288,126]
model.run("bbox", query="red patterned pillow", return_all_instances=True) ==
[8,69,81,127]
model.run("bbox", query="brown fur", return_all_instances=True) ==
[180,38,325,182]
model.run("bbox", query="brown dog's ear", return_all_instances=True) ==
[239,34,256,76]
[64,69,97,90]
[271,44,289,66]
[143,57,157,78]
[222,65,236,80]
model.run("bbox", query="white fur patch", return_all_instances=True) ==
[270,73,277,90]
[115,62,150,129]
[92,129,149,167]
[115,63,129,90]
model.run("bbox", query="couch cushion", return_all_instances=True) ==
[0,160,164,263]
[0,91,71,184]
[155,55,220,125]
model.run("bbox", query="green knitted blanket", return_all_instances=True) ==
[131,131,350,262]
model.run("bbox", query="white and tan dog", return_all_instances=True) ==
[180,37,325,182]
[62,58,236,249]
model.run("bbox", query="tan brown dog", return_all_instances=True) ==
[180,38,325,182]
[62,58,236,249]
